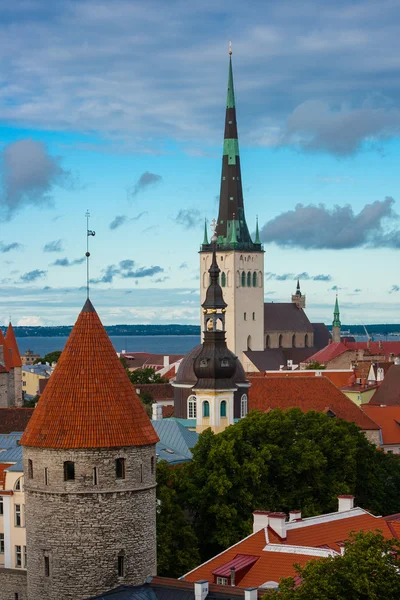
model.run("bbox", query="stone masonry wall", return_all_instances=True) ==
[0,568,27,600]
[23,445,157,600]
[0,373,8,408]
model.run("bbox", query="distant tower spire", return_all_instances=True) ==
[254,215,261,244]
[332,294,342,342]
[85,210,96,299]
[203,218,209,245]
[291,279,306,309]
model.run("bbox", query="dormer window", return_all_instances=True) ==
[221,358,229,367]
[200,359,208,368]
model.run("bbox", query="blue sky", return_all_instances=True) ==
[1,0,400,326]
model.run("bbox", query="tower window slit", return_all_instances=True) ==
[44,556,50,577]
[93,467,98,486]
[44,467,48,486]
[63,461,75,481]
[116,458,125,480]
[118,552,125,577]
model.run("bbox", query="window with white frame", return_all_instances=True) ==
[15,546,22,568]
[240,394,248,418]
[188,395,197,419]
[15,504,21,527]
[0,533,4,553]
[14,477,23,491]
[216,577,228,585]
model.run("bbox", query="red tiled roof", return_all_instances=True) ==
[162,405,174,418]
[0,330,12,372]
[185,512,395,589]
[309,342,400,365]
[21,300,159,449]
[212,554,259,577]
[0,464,13,488]
[248,376,379,430]
[256,370,355,388]
[362,405,400,445]
[134,383,174,401]
[5,323,22,368]
[0,408,34,433]
[307,342,348,364]
[368,365,400,406]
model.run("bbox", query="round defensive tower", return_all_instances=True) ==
[20,299,159,600]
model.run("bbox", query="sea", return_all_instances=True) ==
[16,335,201,357]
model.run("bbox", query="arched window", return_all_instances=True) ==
[221,272,226,287]
[151,456,155,475]
[244,312,247,321]
[64,461,75,481]
[258,271,263,287]
[241,271,246,287]
[247,335,252,350]
[305,334,309,347]
[203,401,210,418]
[236,270,240,287]
[118,551,125,578]
[220,400,227,418]
[247,271,251,287]
[28,459,33,479]
[252,312,255,321]
[188,395,197,419]
[278,334,283,348]
[14,477,23,491]
[252,271,257,287]
[266,335,270,348]
[240,394,248,418]
[292,334,296,348]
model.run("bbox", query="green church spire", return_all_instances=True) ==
[254,215,260,244]
[203,218,209,245]
[333,295,341,327]
[226,53,235,109]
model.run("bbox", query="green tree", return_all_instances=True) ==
[129,367,166,384]
[156,461,200,578]
[305,361,326,370]
[184,409,400,560]
[24,395,39,407]
[139,391,154,418]
[266,531,400,600]
[34,350,62,365]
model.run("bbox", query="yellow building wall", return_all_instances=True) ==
[343,388,377,407]
[0,471,26,570]
[22,370,48,396]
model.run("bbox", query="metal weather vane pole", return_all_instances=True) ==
[85,210,96,299]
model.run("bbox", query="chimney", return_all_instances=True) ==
[289,510,301,522]
[268,512,287,539]
[230,567,235,586]
[194,581,209,600]
[338,495,354,512]
[152,403,163,421]
[379,340,383,350]
[244,589,258,600]
[394,356,400,366]
[252,510,270,533]
[163,355,170,368]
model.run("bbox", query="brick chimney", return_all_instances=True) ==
[289,510,302,522]
[338,495,354,512]
[268,512,287,539]
[194,581,209,600]
[244,589,258,600]
[252,510,270,533]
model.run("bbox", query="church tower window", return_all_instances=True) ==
[241,271,246,287]
[203,401,210,418]
[247,271,251,287]
[188,395,197,418]
[220,400,227,417]
[292,334,296,348]
[252,271,257,287]
[305,334,309,347]
[115,458,125,480]
[240,394,248,418]
[63,461,75,481]
[266,335,270,348]
[278,334,283,348]
[221,272,226,287]
[118,551,125,578]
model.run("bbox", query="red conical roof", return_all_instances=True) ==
[5,323,22,368]
[21,299,159,449]
[0,329,12,372]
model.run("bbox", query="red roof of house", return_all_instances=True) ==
[256,370,354,388]
[0,464,13,488]
[0,408,34,434]
[184,511,395,589]
[212,554,259,577]
[21,299,159,449]
[134,383,174,401]
[362,405,400,445]
[309,342,400,365]
[5,323,22,368]
[248,376,379,430]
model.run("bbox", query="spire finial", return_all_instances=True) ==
[229,41,232,55]
[255,215,261,244]
[85,210,96,299]
[210,217,218,243]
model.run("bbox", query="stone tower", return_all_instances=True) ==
[194,232,246,434]
[200,51,264,360]
[20,299,159,600]
[332,295,341,342]
[291,279,306,309]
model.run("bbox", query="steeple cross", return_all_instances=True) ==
[210,218,217,237]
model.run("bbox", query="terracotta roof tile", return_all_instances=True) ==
[5,323,22,368]
[255,370,355,388]
[362,405,400,445]
[20,300,159,449]
[0,330,12,372]
[248,376,379,430]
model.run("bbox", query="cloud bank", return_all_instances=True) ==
[265,272,332,282]
[91,259,163,284]
[43,239,64,253]
[260,197,400,250]
[129,172,162,198]
[175,208,202,229]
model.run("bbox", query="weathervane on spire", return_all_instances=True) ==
[210,218,218,242]
[229,41,232,55]
[85,210,96,299]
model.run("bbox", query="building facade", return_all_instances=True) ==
[0,325,23,408]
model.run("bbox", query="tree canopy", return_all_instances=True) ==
[34,350,62,365]
[266,531,400,600]
[173,409,400,561]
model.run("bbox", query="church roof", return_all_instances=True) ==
[5,323,22,368]
[264,303,314,333]
[173,343,248,387]
[20,299,159,449]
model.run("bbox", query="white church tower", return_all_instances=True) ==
[200,50,264,360]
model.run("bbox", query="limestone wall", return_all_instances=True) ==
[23,445,157,600]
[0,568,27,600]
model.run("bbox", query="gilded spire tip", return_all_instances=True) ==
[229,41,232,55]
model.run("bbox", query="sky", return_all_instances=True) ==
[1,0,400,326]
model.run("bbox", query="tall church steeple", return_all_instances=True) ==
[332,295,341,342]
[202,50,261,252]
[199,50,265,360]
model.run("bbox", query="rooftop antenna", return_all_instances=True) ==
[85,210,96,299]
